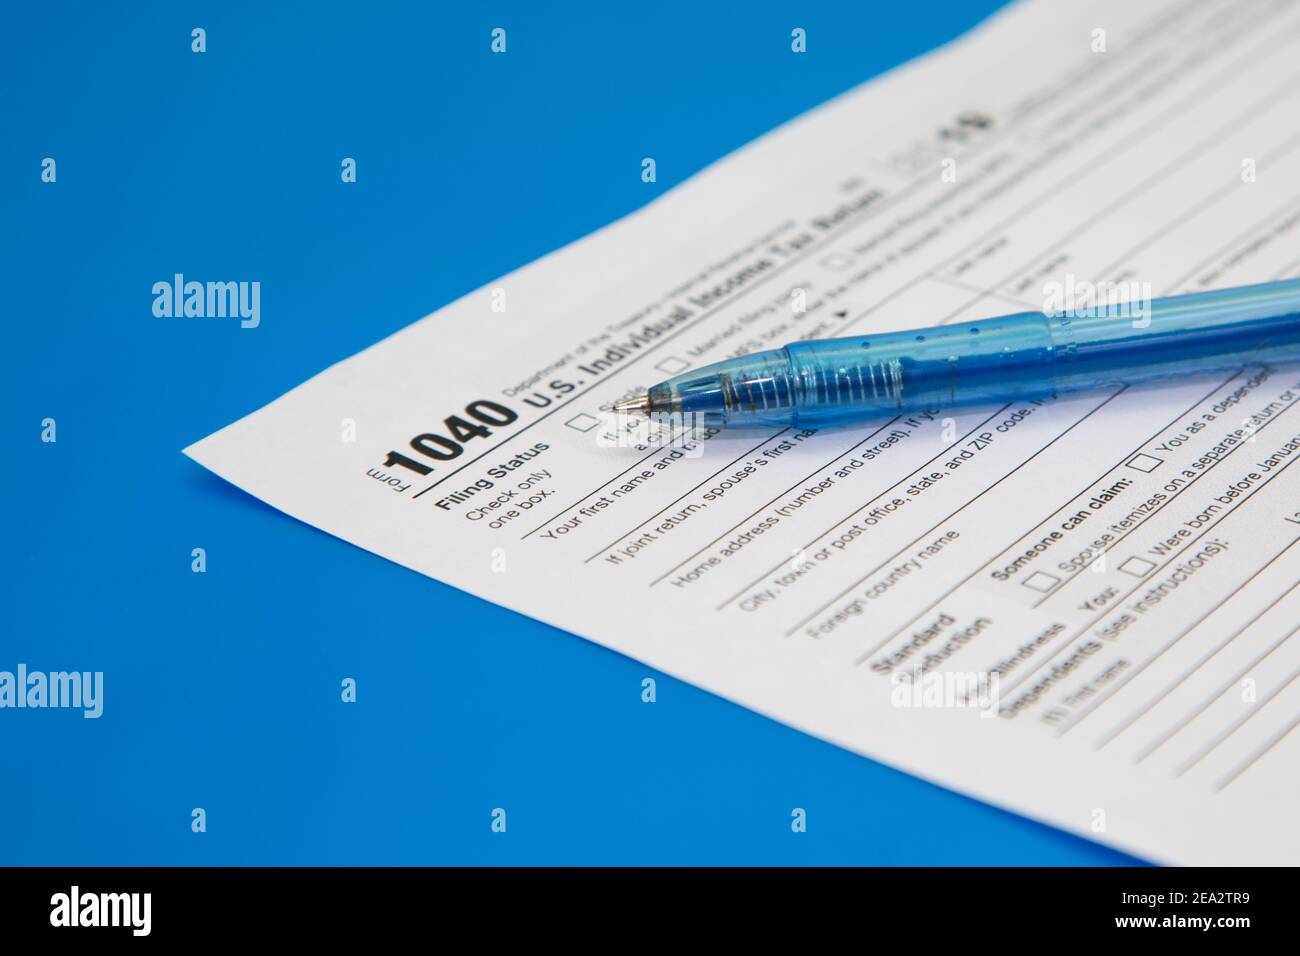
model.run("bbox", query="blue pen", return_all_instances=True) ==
[616,278,1300,428]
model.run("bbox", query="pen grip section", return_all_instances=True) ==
[649,350,799,428]
[786,312,1057,426]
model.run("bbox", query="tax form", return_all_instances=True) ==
[186,0,1300,864]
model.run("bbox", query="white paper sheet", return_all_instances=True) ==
[186,0,1300,864]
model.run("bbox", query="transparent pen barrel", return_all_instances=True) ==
[781,279,1300,428]
[650,280,1300,428]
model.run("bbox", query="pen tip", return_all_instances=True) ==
[615,393,652,417]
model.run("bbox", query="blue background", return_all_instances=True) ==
[2,0,1141,864]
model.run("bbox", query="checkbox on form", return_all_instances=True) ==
[1126,453,1163,473]
[655,356,691,375]
[565,413,601,433]
[1119,557,1156,578]
[1023,571,1061,593]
